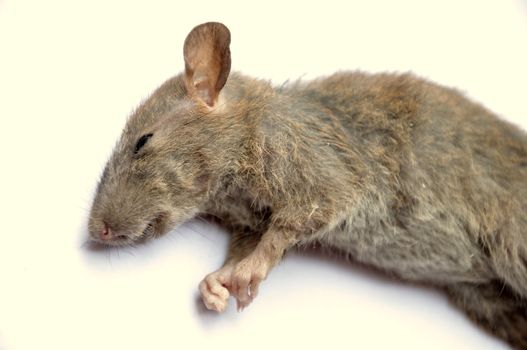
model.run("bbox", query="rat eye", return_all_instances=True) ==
[134,133,153,154]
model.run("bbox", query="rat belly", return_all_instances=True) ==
[318,216,491,284]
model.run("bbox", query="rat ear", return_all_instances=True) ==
[183,22,231,108]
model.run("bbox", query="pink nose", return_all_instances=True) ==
[99,222,113,240]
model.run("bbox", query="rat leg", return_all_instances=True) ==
[230,228,299,310]
[199,229,262,312]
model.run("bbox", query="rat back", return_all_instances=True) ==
[278,72,527,347]
[282,72,527,290]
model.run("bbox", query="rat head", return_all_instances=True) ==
[88,22,233,246]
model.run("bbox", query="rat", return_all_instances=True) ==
[88,22,527,348]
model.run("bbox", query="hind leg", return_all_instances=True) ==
[447,281,527,349]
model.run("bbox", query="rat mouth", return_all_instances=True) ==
[141,212,168,239]
[89,212,169,247]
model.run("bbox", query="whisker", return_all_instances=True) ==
[80,239,90,249]
[123,248,136,257]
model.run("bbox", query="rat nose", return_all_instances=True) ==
[100,222,113,240]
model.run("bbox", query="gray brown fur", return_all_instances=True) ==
[88,22,527,348]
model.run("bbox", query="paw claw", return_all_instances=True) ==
[230,257,269,310]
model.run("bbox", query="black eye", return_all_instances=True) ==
[134,133,153,154]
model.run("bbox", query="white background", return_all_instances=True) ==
[0,1,526,349]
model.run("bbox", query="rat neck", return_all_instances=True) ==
[207,72,368,209]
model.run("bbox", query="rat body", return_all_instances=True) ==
[88,22,527,348]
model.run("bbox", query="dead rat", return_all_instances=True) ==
[88,22,527,348]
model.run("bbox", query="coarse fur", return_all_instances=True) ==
[88,22,527,348]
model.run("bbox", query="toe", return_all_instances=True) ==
[206,276,230,300]
[234,274,251,306]
[199,275,230,313]
[249,281,260,299]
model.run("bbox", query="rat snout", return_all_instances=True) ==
[88,218,130,245]
[99,222,113,241]
[88,212,170,246]
[94,221,121,242]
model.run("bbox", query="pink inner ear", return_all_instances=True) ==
[195,80,214,107]
[192,75,215,107]
[183,23,231,108]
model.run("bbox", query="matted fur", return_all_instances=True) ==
[89,22,527,348]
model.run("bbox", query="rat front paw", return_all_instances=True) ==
[231,256,269,311]
[199,266,234,313]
